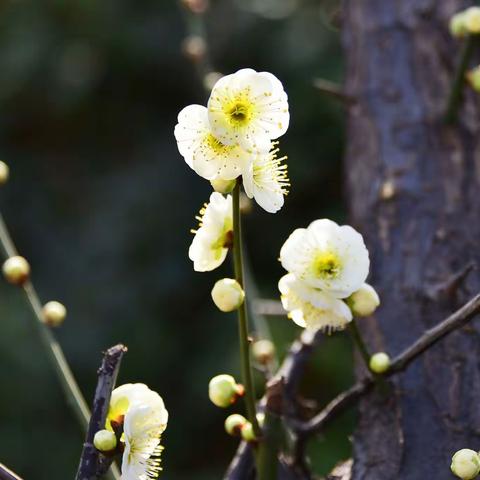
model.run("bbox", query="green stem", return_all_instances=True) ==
[445,35,475,124]
[256,412,281,480]
[232,185,260,437]
[347,320,371,370]
[0,212,120,480]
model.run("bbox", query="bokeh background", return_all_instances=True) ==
[0,0,353,478]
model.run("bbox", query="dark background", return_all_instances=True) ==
[0,0,354,478]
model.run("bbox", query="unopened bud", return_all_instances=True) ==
[467,66,480,92]
[369,352,391,374]
[210,178,236,194]
[0,161,9,185]
[93,429,117,452]
[450,12,468,38]
[465,7,480,34]
[43,301,67,327]
[224,414,247,436]
[211,278,245,312]
[241,422,257,442]
[451,449,480,480]
[2,256,30,285]
[208,374,244,408]
[347,283,380,317]
[181,35,207,63]
[252,339,275,365]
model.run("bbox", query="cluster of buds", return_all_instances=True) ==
[451,449,480,479]
[450,7,480,38]
[224,412,264,442]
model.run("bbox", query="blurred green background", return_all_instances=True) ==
[0,0,353,478]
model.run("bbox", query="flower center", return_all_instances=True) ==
[206,133,229,154]
[313,252,341,279]
[223,92,254,127]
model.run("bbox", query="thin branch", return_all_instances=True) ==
[76,344,127,480]
[0,463,23,480]
[312,78,356,105]
[294,292,480,439]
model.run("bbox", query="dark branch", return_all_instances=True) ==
[294,293,480,439]
[75,344,127,480]
[312,78,356,105]
[0,463,23,480]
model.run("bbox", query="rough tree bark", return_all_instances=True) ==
[343,1,480,479]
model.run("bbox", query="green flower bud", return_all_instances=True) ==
[467,66,480,92]
[208,374,244,408]
[211,278,245,312]
[347,283,380,317]
[465,7,480,34]
[451,449,480,480]
[224,414,247,436]
[2,256,30,285]
[450,12,468,38]
[93,429,117,452]
[210,178,236,194]
[241,422,257,442]
[43,301,67,327]
[0,161,9,185]
[369,352,391,374]
[252,339,275,365]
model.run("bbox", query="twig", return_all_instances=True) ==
[0,212,91,430]
[76,344,127,480]
[312,78,355,105]
[347,321,371,370]
[445,35,476,124]
[0,463,23,480]
[294,292,480,439]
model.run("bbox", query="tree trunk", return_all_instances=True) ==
[343,1,480,479]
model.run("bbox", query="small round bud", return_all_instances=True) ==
[465,7,480,34]
[93,429,117,452]
[0,161,9,185]
[369,352,391,374]
[347,283,380,317]
[224,414,247,436]
[241,422,257,442]
[252,339,275,365]
[451,449,480,480]
[43,301,67,327]
[210,178,236,194]
[450,12,468,38]
[208,374,244,408]
[467,66,480,92]
[211,278,245,312]
[181,35,207,63]
[2,256,30,285]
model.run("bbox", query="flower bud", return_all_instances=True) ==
[0,161,9,185]
[252,339,275,365]
[450,12,468,38]
[347,283,380,317]
[451,449,480,480]
[467,66,480,92]
[181,35,207,63]
[211,278,245,312]
[93,429,117,452]
[208,374,244,408]
[43,301,67,327]
[369,352,391,374]
[465,7,480,34]
[224,414,247,436]
[241,422,257,442]
[2,256,30,285]
[210,178,236,194]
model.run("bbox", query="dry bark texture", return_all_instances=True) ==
[343,1,480,479]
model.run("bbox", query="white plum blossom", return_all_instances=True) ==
[189,192,233,272]
[174,104,251,180]
[242,142,289,213]
[207,68,289,153]
[122,404,168,480]
[279,273,352,332]
[280,219,369,298]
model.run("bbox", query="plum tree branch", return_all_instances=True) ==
[75,344,127,480]
[0,463,23,480]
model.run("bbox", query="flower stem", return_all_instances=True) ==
[232,184,260,437]
[0,212,121,480]
[347,320,371,370]
[445,35,476,124]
